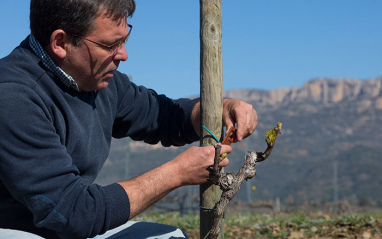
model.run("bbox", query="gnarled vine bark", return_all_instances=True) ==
[205,122,282,239]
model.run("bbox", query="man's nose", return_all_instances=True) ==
[114,45,128,61]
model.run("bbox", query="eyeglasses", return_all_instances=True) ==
[68,24,132,54]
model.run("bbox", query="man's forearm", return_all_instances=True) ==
[117,160,182,219]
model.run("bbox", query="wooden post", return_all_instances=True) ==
[199,0,223,238]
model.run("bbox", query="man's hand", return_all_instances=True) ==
[222,99,258,142]
[173,145,231,186]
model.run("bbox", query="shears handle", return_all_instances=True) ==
[221,126,236,145]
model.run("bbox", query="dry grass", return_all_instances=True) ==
[138,211,382,238]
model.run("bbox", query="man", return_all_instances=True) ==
[0,0,258,238]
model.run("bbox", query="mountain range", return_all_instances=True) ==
[95,77,382,207]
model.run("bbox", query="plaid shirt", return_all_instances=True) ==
[29,35,80,92]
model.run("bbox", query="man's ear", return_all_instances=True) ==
[48,29,68,59]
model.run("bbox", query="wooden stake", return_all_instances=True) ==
[199,0,223,238]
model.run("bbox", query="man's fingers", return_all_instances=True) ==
[218,157,229,167]
[219,144,232,155]
[217,144,231,168]
[239,104,258,141]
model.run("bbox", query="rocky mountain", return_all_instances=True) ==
[96,77,382,206]
[224,77,382,109]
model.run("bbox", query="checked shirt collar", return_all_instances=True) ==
[29,34,80,92]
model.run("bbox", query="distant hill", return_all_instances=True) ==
[95,77,382,206]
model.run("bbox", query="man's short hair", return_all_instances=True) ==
[30,0,136,47]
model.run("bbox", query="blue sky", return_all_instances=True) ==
[1,1,381,99]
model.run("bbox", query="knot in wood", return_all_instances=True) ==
[210,24,216,33]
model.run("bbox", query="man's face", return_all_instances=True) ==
[62,12,129,92]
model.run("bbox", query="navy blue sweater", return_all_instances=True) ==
[0,37,199,238]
